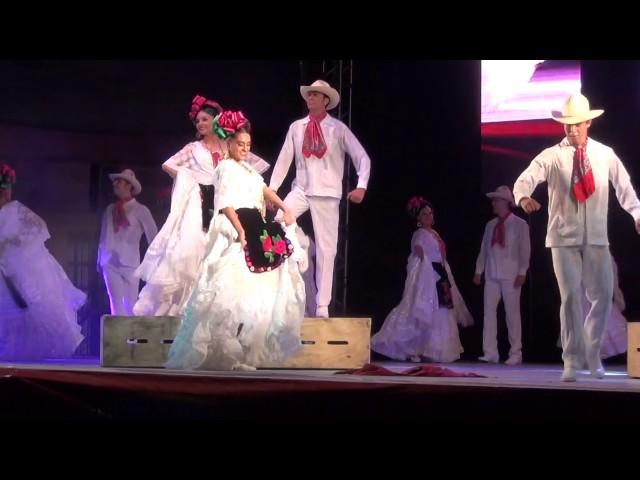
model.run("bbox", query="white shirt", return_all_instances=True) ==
[0,201,50,265]
[163,142,270,186]
[513,137,640,247]
[214,159,265,212]
[269,114,371,199]
[413,229,443,263]
[475,213,531,280]
[98,199,158,269]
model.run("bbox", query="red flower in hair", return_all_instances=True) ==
[189,95,222,121]
[407,196,425,210]
[216,111,248,135]
[0,163,16,187]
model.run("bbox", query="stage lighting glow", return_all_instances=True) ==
[482,60,582,123]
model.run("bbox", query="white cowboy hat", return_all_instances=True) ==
[109,169,142,195]
[551,93,604,124]
[300,80,340,111]
[486,185,514,205]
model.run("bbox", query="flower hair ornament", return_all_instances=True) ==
[188,95,223,121]
[406,196,431,219]
[213,110,249,140]
[0,163,17,190]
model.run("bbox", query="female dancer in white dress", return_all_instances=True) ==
[134,96,269,316]
[0,164,85,361]
[371,197,473,363]
[555,256,628,359]
[165,111,305,371]
[598,257,627,359]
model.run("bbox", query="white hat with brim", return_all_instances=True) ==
[486,185,515,205]
[300,80,340,111]
[551,93,604,124]
[109,169,142,196]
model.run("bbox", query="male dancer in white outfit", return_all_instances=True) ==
[269,80,371,318]
[98,169,158,315]
[474,186,530,366]
[513,93,640,382]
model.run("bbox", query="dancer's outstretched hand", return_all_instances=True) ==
[283,210,295,226]
[265,199,277,211]
[519,197,541,214]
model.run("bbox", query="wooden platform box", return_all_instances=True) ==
[101,316,371,370]
[628,322,640,378]
[260,317,371,370]
[101,315,180,368]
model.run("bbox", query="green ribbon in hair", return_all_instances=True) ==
[212,114,229,140]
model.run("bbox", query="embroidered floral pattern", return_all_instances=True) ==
[261,229,282,264]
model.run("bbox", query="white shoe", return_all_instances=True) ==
[587,355,605,379]
[409,356,421,363]
[478,355,499,364]
[315,306,329,318]
[504,356,522,366]
[232,363,257,372]
[561,367,577,382]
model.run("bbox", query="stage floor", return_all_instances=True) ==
[1,357,637,393]
[2,358,638,421]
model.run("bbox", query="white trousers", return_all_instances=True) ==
[482,277,522,360]
[551,246,613,370]
[103,264,139,316]
[276,187,339,309]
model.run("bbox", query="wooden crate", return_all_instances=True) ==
[101,316,371,370]
[101,315,180,368]
[260,317,371,370]
[628,322,640,378]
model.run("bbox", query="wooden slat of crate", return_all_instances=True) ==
[101,316,371,370]
[100,315,180,367]
[260,317,371,369]
[628,322,640,378]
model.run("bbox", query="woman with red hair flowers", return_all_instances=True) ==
[371,197,473,363]
[0,164,85,361]
[134,95,269,317]
[166,111,306,371]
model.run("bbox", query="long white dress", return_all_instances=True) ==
[0,201,85,361]
[165,159,305,370]
[371,228,472,363]
[554,258,628,359]
[133,141,269,316]
[599,258,627,359]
